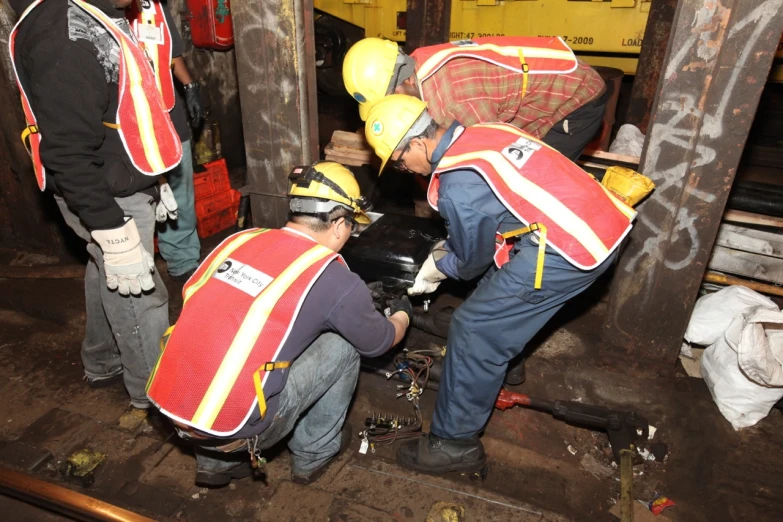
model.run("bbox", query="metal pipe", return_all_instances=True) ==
[0,467,155,522]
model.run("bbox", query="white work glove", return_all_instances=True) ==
[91,217,156,296]
[408,240,448,296]
[155,183,178,223]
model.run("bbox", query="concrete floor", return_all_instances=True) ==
[1,237,783,521]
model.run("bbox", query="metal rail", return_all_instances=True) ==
[0,467,154,522]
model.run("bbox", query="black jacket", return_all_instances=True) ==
[10,0,169,230]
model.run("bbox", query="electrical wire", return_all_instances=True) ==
[360,348,442,450]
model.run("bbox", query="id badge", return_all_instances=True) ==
[137,21,163,45]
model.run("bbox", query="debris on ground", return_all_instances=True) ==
[567,444,577,456]
[579,453,614,479]
[425,501,466,522]
[609,501,672,521]
[647,494,676,515]
[118,407,149,431]
[637,447,655,461]
[59,448,106,487]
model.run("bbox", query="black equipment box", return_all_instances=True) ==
[341,213,446,289]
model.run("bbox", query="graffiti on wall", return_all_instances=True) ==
[623,0,783,300]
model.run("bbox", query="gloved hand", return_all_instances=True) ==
[183,81,204,129]
[408,240,448,296]
[155,182,178,223]
[91,218,156,296]
[366,281,384,311]
[386,295,413,324]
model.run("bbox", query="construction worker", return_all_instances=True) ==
[363,95,636,477]
[8,0,182,408]
[126,0,203,280]
[146,162,413,488]
[343,36,606,161]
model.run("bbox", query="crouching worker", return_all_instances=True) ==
[146,162,412,487]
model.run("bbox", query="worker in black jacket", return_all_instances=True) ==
[8,0,181,409]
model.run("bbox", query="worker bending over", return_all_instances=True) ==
[344,36,606,160]
[364,95,635,476]
[147,162,412,488]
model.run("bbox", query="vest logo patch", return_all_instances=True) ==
[212,258,273,297]
[501,137,542,169]
[452,40,478,47]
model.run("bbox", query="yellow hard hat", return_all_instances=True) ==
[342,38,401,121]
[365,94,428,174]
[288,161,370,224]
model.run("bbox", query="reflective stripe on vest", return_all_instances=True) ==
[428,124,636,270]
[146,228,342,437]
[8,0,181,191]
[126,0,175,111]
[413,37,578,83]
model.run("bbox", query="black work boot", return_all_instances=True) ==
[396,433,487,476]
[504,355,526,386]
[195,460,254,488]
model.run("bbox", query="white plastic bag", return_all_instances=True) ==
[684,286,778,346]
[608,124,645,157]
[701,306,783,429]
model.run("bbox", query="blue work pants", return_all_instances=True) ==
[431,233,618,439]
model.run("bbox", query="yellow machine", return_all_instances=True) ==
[313,0,782,81]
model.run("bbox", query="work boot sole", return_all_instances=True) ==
[396,449,489,480]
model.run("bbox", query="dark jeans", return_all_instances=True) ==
[541,91,608,161]
[55,193,169,407]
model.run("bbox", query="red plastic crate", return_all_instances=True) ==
[196,188,241,238]
[193,158,231,200]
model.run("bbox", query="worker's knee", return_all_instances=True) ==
[314,332,360,370]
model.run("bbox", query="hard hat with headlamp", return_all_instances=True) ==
[288,161,371,225]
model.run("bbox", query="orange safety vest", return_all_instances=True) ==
[146,228,343,437]
[126,0,176,111]
[428,124,636,273]
[413,37,578,96]
[8,0,182,191]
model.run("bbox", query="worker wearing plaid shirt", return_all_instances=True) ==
[343,37,607,161]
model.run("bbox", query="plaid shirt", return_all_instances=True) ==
[417,58,605,138]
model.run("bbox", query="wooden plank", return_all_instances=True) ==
[716,223,783,258]
[331,131,367,146]
[328,143,372,154]
[723,209,783,229]
[704,271,783,297]
[324,144,372,160]
[708,245,783,285]
[324,154,367,167]
[580,149,640,165]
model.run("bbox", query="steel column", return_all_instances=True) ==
[604,0,783,363]
[625,0,679,134]
[405,0,452,53]
[231,0,320,228]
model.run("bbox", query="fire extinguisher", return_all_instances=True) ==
[186,0,234,51]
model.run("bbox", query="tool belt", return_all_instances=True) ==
[493,223,548,289]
